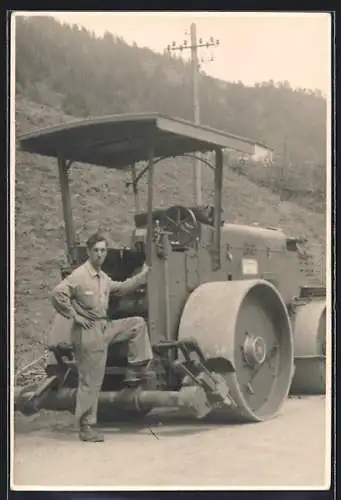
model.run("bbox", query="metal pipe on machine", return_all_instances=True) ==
[14,385,213,419]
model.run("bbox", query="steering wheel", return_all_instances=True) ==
[159,205,199,248]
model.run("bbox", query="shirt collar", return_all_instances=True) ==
[85,260,103,278]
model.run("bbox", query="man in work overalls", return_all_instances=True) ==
[50,231,153,442]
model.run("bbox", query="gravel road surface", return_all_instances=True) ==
[12,396,329,490]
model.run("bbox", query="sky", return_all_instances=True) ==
[16,11,331,95]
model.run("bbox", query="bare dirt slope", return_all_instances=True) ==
[13,397,327,489]
[14,95,326,371]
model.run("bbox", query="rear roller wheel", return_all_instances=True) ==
[290,300,326,395]
[178,280,294,422]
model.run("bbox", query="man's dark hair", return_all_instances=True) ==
[86,231,108,250]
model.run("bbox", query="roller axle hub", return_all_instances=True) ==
[243,334,267,366]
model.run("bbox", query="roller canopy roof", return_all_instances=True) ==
[19,112,266,169]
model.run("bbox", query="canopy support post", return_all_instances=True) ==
[212,147,223,270]
[146,147,154,267]
[57,157,77,265]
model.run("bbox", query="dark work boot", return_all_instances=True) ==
[79,425,104,442]
[124,362,149,388]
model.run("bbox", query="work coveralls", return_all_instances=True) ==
[50,260,153,427]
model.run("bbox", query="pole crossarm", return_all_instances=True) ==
[167,41,219,51]
[166,34,219,54]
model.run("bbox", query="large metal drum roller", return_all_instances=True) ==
[290,300,326,395]
[177,280,294,422]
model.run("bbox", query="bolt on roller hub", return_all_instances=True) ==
[290,300,326,395]
[178,279,294,422]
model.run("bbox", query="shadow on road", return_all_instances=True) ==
[14,407,256,441]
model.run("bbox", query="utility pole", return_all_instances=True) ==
[190,23,201,205]
[166,23,219,205]
[281,140,288,187]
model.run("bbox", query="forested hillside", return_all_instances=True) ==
[15,15,327,167]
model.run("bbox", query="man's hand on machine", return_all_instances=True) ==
[140,262,150,276]
[137,262,150,285]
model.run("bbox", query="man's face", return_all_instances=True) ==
[87,240,108,268]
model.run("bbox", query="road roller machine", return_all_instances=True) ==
[14,113,326,424]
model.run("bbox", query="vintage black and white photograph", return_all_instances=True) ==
[10,11,332,490]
